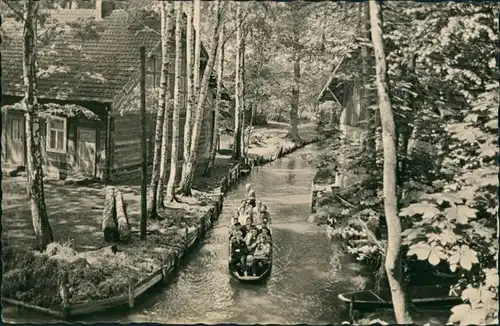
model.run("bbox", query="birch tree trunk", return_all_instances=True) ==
[369,1,413,323]
[361,1,376,157]
[166,2,183,202]
[157,2,175,209]
[245,103,254,157]
[232,5,242,161]
[204,23,225,176]
[23,0,54,251]
[178,0,226,195]
[239,27,246,159]
[288,37,301,142]
[182,0,195,184]
[148,0,170,218]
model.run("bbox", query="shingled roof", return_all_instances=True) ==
[2,9,166,103]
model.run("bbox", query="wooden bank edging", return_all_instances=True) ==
[1,136,320,320]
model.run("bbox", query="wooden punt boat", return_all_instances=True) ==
[228,232,273,284]
[338,284,463,310]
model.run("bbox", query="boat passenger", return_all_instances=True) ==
[246,189,257,207]
[251,235,271,276]
[238,207,251,225]
[230,231,248,272]
[253,201,263,215]
[245,183,252,197]
[259,226,272,240]
[242,217,254,235]
[231,217,241,233]
[245,227,260,250]
[259,210,271,224]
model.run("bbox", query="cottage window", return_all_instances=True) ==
[11,119,23,140]
[46,117,67,153]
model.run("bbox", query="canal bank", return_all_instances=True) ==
[3,145,373,324]
[1,133,321,321]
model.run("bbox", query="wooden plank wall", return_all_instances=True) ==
[111,33,214,182]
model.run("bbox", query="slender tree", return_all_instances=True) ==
[182,0,194,184]
[148,0,171,218]
[232,4,242,161]
[166,2,183,202]
[361,1,376,156]
[289,35,301,142]
[178,0,226,195]
[204,23,225,176]
[22,0,54,251]
[180,0,200,185]
[240,24,247,159]
[157,1,175,209]
[369,1,413,323]
[139,46,148,240]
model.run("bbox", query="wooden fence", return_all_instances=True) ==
[2,136,320,319]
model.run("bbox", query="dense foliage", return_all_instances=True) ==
[312,2,498,324]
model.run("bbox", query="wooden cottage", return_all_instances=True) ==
[1,3,216,181]
[316,57,373,187]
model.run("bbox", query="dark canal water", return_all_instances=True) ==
[3,145,375,324]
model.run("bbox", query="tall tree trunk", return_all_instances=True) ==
[369,1,413,323]
[139,46,148,240]
[232,4,242,161]
[361,1,376,157]
[288,43,301,142]
[157,2,175,209]
[204,23,225,176]
[148,0,170,218]
[182,0,195,184]
[240,26,246,159]
[245,103,254,157]
[23,0,54,251]
[166,3,183,202]
[177,0,226,195]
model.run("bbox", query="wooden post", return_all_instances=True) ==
[60,271,71,319]
[161,256,169,284]
[139,46,148,241]
[185,226,189,251]
[128,278,135,308]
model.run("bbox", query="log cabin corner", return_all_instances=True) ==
[1,1,218,182]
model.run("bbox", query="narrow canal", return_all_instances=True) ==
[3,145,374,324]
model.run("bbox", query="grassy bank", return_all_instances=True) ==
[2,122,319,315]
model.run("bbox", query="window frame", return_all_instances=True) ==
[11,118,23,141]
[46,116,67,154]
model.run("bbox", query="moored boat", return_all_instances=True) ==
[337,284,463,310]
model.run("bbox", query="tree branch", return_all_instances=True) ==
[2,0,27,23]
[222,11,249,46]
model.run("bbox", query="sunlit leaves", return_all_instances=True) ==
[407,242,447,265]
[420,192,463,205]
[448,245,479,271]
[444,205,477,224]
[469,221,495,239]
[448,304,489,326]
[399,203,440,219]
[483,268,499,288]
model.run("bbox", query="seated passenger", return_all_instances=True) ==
[245,183,252,197]
[230,231,248,273]
[246,190,257,207]
[259,210,271,224]
[241,217,254,235]
[230,217,243,238]
[259,226,272,240]
[253,201,263,215]
[245,227,260,251]
[238,209,250,225]
[251,236,271,276]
